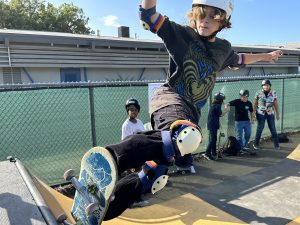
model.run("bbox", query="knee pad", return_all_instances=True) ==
[138,161,169,194]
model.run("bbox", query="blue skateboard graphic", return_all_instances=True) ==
[64,147,118,225]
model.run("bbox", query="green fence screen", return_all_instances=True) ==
[0,76,299,185]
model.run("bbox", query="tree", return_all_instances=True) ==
[0,0,94,34]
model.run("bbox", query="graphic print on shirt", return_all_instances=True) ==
[256,90,277,115]
[174,42,217,111]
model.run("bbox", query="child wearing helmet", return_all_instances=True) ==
[102,120,202,220]
[253,80,280,150]
[139,0,283,161]
[122,98,145,140]
[225,90,254,154]
[204,92,228,160]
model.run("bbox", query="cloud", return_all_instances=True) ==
[100,15,121,27]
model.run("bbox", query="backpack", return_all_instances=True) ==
[223,136,240,156]
[278,133,289,143]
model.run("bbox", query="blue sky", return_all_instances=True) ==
[48,0,300,46]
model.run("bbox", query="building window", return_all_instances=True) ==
[60,68,81,82]
[2,67,22,84]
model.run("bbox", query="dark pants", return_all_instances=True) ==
[151,104,199,167]
[254,113,279,148]
[205,128,218,157]
[103,131,166,220]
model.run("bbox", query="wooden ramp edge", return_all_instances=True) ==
[33,176,76,224]
[287,144,300,161]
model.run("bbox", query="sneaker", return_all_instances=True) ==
[190,165,196,173]
[202,154,211,161]
[210,154,218,161]
[275,146,280,150]
[253,144,260,150]
[130,200,149,208]
[243,142,250,150]
[240,150,247,155]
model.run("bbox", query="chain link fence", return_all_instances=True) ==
[1,75,299,185]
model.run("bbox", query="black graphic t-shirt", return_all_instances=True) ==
[150,17,241,118]
[229,99,253,121]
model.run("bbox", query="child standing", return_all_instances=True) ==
[253,80,280,150]
[204,92,228,160]
[121,98,145,140]
[139,0,283,167]
[225,90,254,154]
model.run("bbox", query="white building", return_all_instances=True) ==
[0,29,300,84]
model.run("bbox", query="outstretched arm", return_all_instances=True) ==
[141,0,159,24]
[241,50,283,65]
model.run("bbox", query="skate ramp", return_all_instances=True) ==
[1,144,300,225]
[104,193,247,225]
[33,176,246,225]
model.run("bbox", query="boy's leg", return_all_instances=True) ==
[266,114,279,148]
[105,131,165,174]
[104,161,169,220]
[210,129,218,157]
[254,113,266,147]
[235,121,244,150]
[151,104,199,167]
[104,173,142,220]
[151,105,199,130]
[205,130,213,157]
[244,121,252,148]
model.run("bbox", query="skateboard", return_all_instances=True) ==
[216,131,226,159]
[168,164,192,175]
[63,146,118,225]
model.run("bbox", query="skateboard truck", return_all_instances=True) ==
[64,169,99,215]
[56,213,73,225]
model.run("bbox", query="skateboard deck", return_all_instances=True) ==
[65,146,118,225]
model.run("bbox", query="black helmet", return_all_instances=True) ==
[262,79,271,86]
[214,92,226,101]
[239,89,249,97]
[125,98,140,112]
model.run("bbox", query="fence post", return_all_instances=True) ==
[280,78,285,133]
[89,87,97,146]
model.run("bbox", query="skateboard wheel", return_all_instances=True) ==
[181,171,186,175]
[64,169,76,181]
[56,213,67,223]
[85,202,99,215]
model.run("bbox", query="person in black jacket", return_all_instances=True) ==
[204,92,229,160]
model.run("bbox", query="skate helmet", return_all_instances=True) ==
[239,89,249,97]
[214,92,226,101]
[192,0,234,19]
[170,120,202,156]
[261,79,271,86]
[125,98,140,112]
